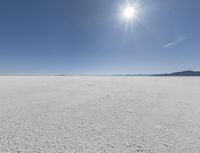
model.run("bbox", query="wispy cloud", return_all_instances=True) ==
[164,36,190,48]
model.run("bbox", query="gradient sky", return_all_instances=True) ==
[0,0,199,75]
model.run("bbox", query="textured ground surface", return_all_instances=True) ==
[0,76,200,153]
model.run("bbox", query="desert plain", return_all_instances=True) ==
[0,76,200,153]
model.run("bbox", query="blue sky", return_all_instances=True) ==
[0,0,199,75]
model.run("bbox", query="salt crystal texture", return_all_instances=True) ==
[0,76,200,153]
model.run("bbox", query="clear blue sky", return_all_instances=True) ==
[0,0,199,75]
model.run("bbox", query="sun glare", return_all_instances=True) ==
[123,6,137,20]
[119,2,140,24]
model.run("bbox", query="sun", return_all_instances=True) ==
[123,6,137,20]
[118,1,141,27]
[119,2,139,23]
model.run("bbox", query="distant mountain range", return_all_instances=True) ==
[57,70,200,77]
[112,70,200,76]
[155,70,200,76]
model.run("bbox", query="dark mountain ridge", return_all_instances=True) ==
[57,70,200,76]
[156,70,200,76]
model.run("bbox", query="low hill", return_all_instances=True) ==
[156,70,200,76]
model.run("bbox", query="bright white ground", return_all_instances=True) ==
[0,76,200,153]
